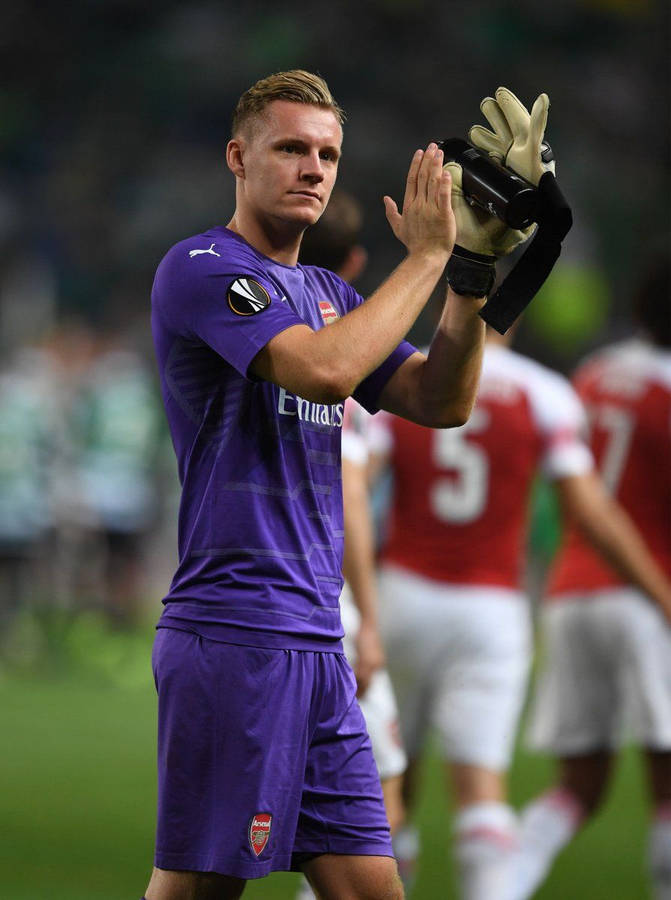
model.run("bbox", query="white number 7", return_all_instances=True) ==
[590,404,634,494]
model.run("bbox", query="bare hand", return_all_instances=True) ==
[353,621,386,698]
[383,143,456,260]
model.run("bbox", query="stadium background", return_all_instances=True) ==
[1,1,669,897]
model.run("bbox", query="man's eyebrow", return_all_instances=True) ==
[272,137,342,157]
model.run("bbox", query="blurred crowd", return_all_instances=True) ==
[0,318,176,644]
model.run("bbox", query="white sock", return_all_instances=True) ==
[393,824,420,895]
[454,802,519,900]
[649,803,671,900]
[510,788,583,900]
[295,874,316,900]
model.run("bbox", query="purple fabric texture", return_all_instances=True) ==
[152,629,393,878]
[151,226,415,647]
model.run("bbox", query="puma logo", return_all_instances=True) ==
[189,243,221,258]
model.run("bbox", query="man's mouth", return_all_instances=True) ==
[290,190,321,201]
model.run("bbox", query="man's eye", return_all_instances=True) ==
[320,151,337,162]
[280,144,298,154]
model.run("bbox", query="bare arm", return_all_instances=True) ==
[251,144,462,409]
[377,287,486,427]
[341,456,385,696]
[556,471,671,624]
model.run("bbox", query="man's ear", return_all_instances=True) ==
[226,138,245,178]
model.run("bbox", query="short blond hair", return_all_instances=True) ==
[232,70,345,137]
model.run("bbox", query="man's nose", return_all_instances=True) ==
[299,151,324,182]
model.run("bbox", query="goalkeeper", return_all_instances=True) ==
[144,70,565,900]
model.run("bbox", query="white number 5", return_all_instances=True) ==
[429,407,490,523]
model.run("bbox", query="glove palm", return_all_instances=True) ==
[469,87,555,186]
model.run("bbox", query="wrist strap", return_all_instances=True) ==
[447,245,497,297]
[479,173,572,333]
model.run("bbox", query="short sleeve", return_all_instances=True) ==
[353,340,418,414]
[527,367,594,479]
[152,239,305,378]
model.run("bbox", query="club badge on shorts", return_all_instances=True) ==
[318,300,339,325]
[249,812,272,856]
[227,278,271,316]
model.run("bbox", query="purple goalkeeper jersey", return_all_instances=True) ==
[151,226,416,650]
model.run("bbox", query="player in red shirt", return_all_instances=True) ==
[373,304,671,899]
[512,255,671,900]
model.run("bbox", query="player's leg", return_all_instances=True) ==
[144,866,246,899]
[513,597,622,900]
[377,565,451,894]
[302,854,403,899]
[645,750,671,900]
[448,766,519,900]
[449,760,518,900]
[620,590,671,900]
[511,752,611,900]
[432,588,531,900]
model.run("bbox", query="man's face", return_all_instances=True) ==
[234,100,343,230]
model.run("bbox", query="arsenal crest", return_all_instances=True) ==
[249,812,272,857]
[318,300,339,325]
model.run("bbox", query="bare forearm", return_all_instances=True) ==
[559,473,671,621]
[252,250,447,404]
[329,251,448,393]
[379,287,486,426]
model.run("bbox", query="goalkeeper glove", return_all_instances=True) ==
[469,87,555,185]
[445,160,534,297]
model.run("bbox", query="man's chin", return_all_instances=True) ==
[280,209,322,230]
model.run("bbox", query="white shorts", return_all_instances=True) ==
[378,564,532,771]
[341,586,407,780]
[526,588,671,754]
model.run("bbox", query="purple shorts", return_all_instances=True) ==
[152,627,393,879]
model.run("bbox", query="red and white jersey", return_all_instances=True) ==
[549,339,671,595]
[375,344,593,588]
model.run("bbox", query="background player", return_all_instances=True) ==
[372,308,671,900]
[511,253,671,900]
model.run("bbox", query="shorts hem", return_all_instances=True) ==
[290,839,394,870]
[154,850,292,880]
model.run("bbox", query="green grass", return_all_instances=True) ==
[0,619,653,899]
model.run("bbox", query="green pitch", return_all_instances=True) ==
[0,621,652,899]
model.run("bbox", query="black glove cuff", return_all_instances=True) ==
[479,173,573,334]
[447,245,497,297]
